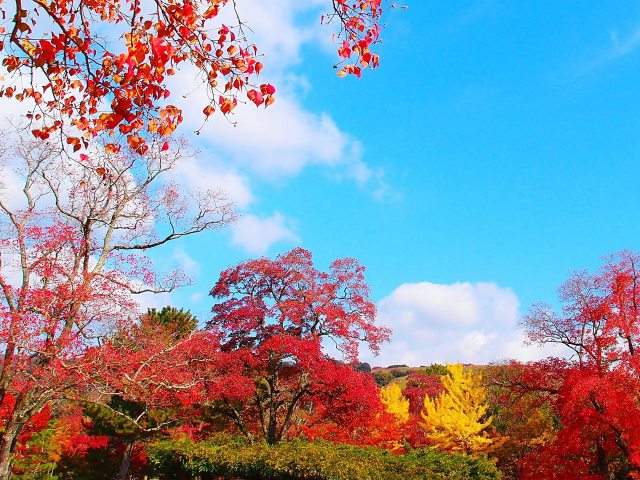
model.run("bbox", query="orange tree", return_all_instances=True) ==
[485,362,556,480]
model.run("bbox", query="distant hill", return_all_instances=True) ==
[368,363,485,387]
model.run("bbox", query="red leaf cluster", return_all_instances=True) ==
[0,0,387,152]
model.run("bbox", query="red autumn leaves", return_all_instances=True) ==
[0,0,386,154]
[247,83,276,107]
[206,248,390,444]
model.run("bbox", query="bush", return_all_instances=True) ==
[389,369,408,378]
[421,364,449,376]
[353,362,372,373]
[372,370,394,387]
[148,435,500,480]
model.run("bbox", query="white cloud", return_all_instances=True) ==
[220,0,328,73]
[161,0,386,194]
[363,281,563,367]
[203,100,364,179]
[167,64,379,187]
[230,212,300,255]
[174,155,253,210]
[135,291,173,312]
[0,165,28,212]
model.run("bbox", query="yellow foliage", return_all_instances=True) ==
[420,363,494,455]
[380,382,410,423]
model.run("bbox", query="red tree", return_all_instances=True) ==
[0,133,233,477]
[399,370,442,447]
[486,360,562,479]
[9,405,109,478]
[81,310,254,480]
[0,0,389,152]
[206,247,391,444]
[520,251,640,479]
[404,371,442,415]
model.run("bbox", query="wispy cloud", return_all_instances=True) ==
[571,22,640,79]
[607,26,640,61]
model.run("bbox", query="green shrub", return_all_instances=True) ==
[148,435,500,480]
[372,370,394,386]
[421,364,449,376]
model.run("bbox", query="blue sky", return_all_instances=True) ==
[144,1,640,366]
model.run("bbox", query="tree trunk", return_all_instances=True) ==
[266,411,278,445]
[0,419,22,479]
[596,441,608,478]
[117,441,136,480]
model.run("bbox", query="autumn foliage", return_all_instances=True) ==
[205,248,390,445]
[494,251,640,479]
[0,1,548,477]
[3,4,640,469]
[3,168,640,480]
[0,0,388,153]
[420,364,495,455]
[0,132,233,477]
[4,135,639,479]
[380,383,410,423]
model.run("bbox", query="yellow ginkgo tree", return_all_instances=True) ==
[380,383,410,424]
[420,363,495,455]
